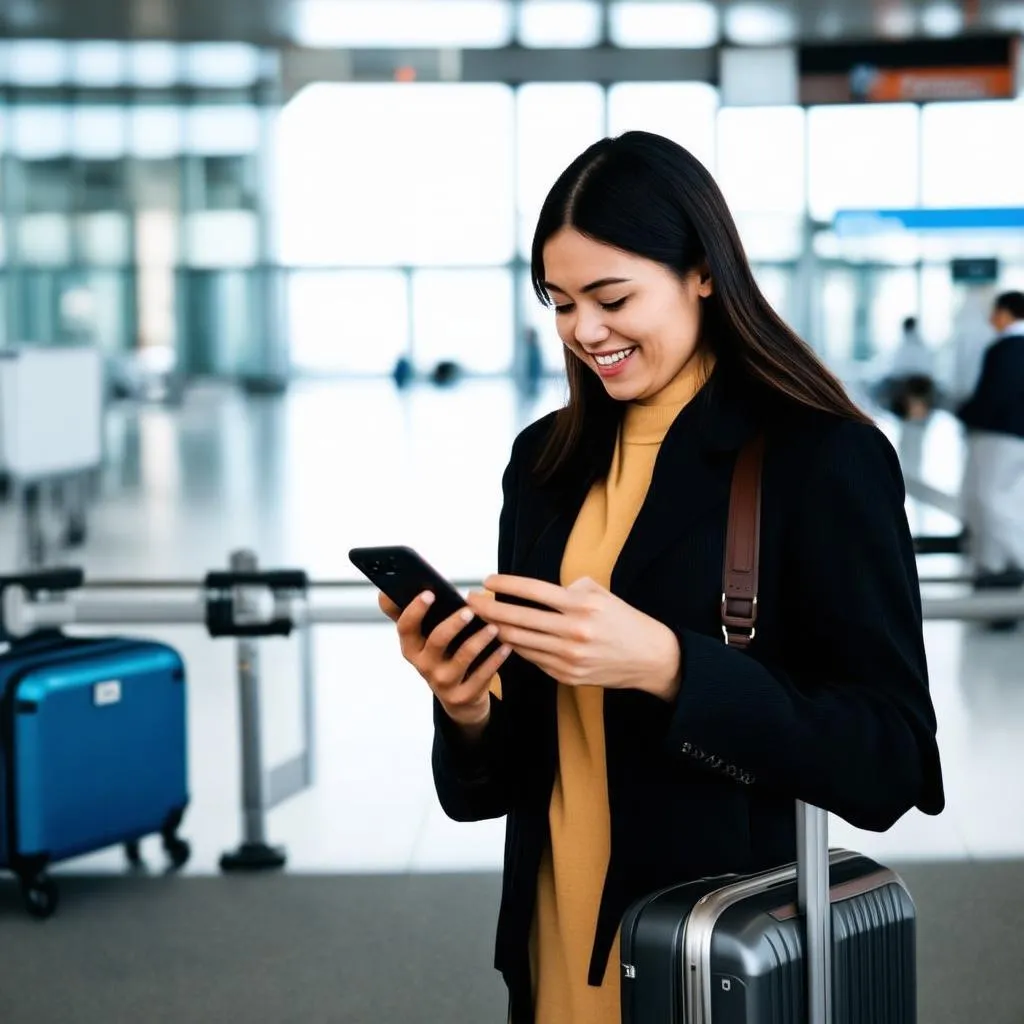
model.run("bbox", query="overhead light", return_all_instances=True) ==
[724,4,798,45]
[878,8,917,37]
[610,1,718,48]
[920,3,963,37]
[291,0,514,49]
[518,1,603,48]
[991,4,1024,32]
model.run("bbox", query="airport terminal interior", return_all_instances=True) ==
[0,1,1023,1022]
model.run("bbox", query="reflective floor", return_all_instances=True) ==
[2,377,1020,876]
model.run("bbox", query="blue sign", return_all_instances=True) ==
[834,207,1024,235]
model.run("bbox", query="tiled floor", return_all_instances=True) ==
[4,377,1021,876]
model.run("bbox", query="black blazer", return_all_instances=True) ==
[957,332,1024,440]
[432,367,944,1023]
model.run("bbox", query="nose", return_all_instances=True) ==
[574,307,611,348]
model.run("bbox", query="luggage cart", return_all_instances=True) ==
[0,345,104,568]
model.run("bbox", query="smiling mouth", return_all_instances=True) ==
[592,347,636,367]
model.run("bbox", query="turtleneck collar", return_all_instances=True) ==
[622,350,715,446]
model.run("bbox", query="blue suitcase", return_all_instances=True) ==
[0,634,190,917]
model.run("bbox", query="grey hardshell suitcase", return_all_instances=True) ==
[619,437,917,1023]
[619,804,917,1023]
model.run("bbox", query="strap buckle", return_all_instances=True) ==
[721,592,757,646]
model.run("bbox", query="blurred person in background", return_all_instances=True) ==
[957,290,1024,629]
[945,286,996,407]
[378,132,943,1024]
[873,316,937,421]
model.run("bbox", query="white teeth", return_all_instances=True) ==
[595,348,636,366]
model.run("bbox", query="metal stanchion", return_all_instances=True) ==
[219,550,287,872]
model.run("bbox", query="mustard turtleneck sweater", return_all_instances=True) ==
[531,355,712,1024]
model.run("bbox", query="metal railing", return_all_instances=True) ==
[2,554,1022,873]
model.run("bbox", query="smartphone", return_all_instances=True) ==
[348,545,502,675]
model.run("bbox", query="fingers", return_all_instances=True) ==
[378,592,402,622]
[467,592,572,637]
[482,574,578,612]
[491,624,570,656]
[435,619,502,686]
[422,606,480,661]
[395,591,435,653]
[438,642,512,711]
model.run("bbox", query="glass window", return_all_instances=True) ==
[8,41,67,86]
[868,268,919,358]
[184,44,262,87]
[733,212,803,261]
[185,211,260,268]
[919,265,955,348]
[11,107,69,159]
[814,266,857,363]
[921,101,1024,208]
[518,1,603,47]
[72,42,125,86]
[18,214,72,265]
[128,42,179,87]
[185,106,261,156]
[412,268,514,373]
[607,83,718,172]
[751,265,794,323]
[80,160,126,211]
[130,106,184,159]
[717,106,804,212]
[72,106,128,159]
[77,214,131,266]
[806,104,919,222]
[516,83,605,257]
[291,0,514,48]
[609,2,719,47]
[288,270,409,373]
[276,83,515,266]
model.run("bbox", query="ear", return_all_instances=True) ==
[696,266,713,299]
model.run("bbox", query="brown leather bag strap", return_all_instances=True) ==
[721,435,765,650]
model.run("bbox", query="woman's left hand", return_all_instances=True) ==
[466,575,682,701]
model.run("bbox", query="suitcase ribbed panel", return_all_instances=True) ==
[762,928,802,1024]
[831,881,916,1024]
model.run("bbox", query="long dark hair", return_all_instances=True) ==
[530,130,870,483]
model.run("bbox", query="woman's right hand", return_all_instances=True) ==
[379,590,510,732]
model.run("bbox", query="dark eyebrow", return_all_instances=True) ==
[542,277,632,296]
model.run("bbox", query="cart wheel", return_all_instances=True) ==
[125,840,144,869]
[163,836,191,871]
[21,875,58,919]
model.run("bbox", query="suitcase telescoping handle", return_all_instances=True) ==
[726,439,833,1024]
[797,801,832,1024]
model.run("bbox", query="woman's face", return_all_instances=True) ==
[542,227,712,403]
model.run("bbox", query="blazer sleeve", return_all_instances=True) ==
[957,341,1012,432]
[664,420,945,832]
[430,439,520,823]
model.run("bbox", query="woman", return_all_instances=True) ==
[379,132,944,1024]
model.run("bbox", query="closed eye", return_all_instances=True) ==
[553,297,629,315]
